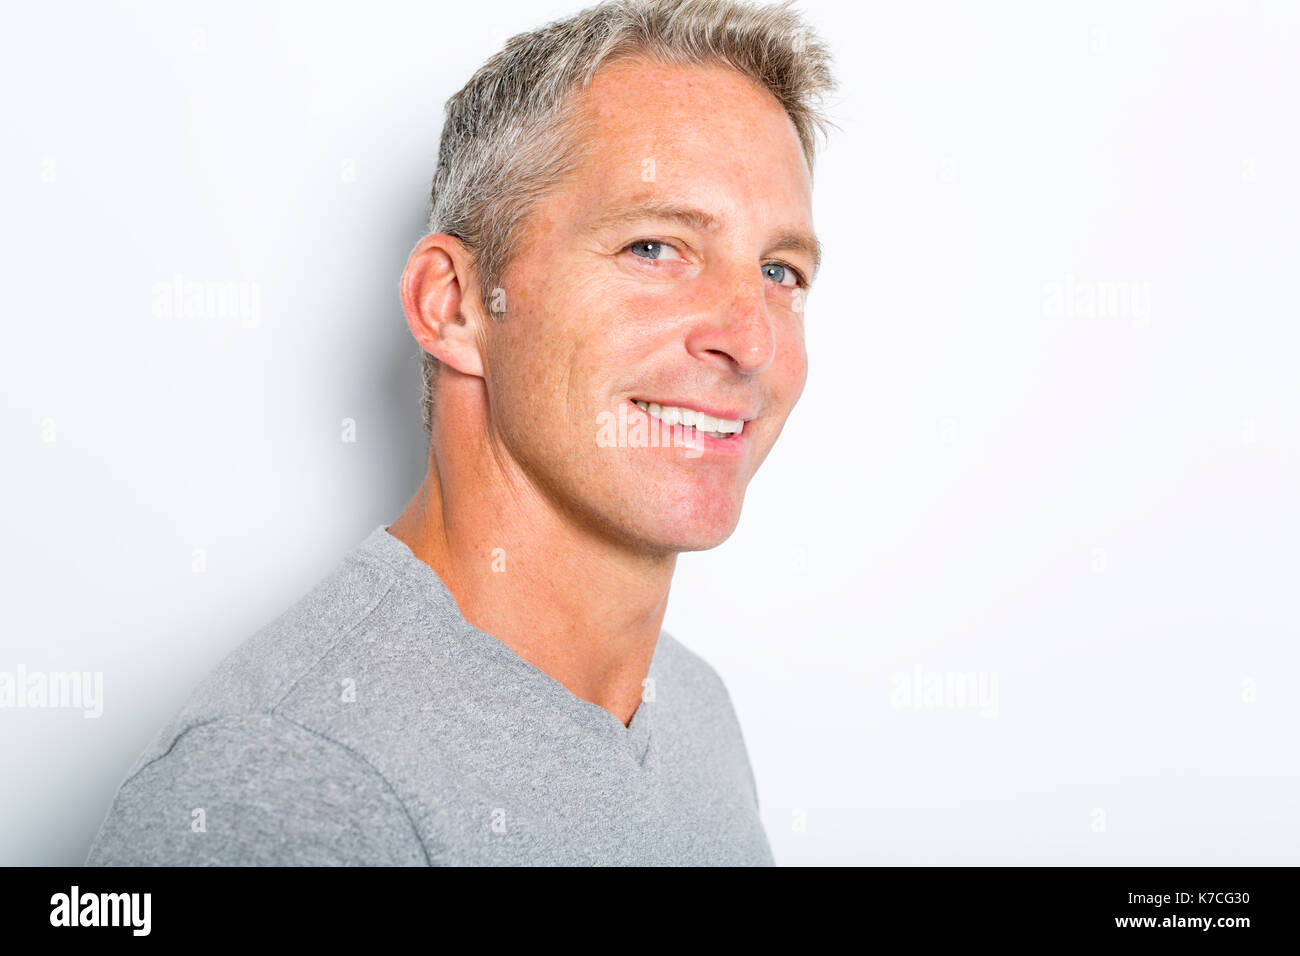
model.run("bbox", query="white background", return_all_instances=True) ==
[2,0,1297,865]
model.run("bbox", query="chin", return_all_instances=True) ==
[672,527,740,553]
[628,498,745,554]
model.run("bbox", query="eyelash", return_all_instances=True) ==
[619,239,810,290]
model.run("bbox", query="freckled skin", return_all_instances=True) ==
[391,56,816,723]
[485,58,813,554]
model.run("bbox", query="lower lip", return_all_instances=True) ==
[624,399,749,459]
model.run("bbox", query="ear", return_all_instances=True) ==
[399,233,485,378]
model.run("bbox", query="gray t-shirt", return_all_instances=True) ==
[85,525,773,866]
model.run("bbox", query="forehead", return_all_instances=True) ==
[557,55,813,211]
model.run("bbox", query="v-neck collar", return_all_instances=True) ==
[360,524,658,767]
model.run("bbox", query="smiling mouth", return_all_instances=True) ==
[631,400,746,439]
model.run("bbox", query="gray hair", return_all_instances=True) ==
[417,0,837,436]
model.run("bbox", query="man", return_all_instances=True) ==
[86,0,835,866]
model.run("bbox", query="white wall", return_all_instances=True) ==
[2,0,1296,865]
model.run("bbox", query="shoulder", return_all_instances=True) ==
[126,538,399,780]
[85,712,427,866]
[185,544,399,718]
[652,631,764,810]
[652,631,746,726]
[86,532,435,865]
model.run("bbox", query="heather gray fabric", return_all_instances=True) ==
[85,525,773,866]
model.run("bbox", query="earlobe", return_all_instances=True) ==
[400,233,486,378]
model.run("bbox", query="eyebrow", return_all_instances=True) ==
[584,199,822,278]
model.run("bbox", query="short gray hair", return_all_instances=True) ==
[417,0,837,436]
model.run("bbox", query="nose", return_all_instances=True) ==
[683,263,776,375]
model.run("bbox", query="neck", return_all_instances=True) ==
[388,389,676,727]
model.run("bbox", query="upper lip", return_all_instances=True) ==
[630,397,757,422]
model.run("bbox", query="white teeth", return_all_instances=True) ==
[632,400,746,436]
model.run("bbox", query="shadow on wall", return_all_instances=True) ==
[358,200,437,509]
[59,206,435,869]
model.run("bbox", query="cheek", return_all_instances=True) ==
[489,269,579,390]
[488,318,549,410]
[775,324,809,405]
[562,282,674,381]
[487,273,639,433]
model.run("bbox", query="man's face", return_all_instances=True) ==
[480,56,817,555]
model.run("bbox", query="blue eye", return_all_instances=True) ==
[629,241,667,260]
[623,239,807,289]
[625,240,686,264]
[762,262,805,289]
